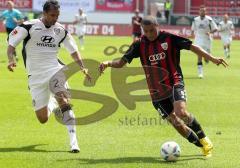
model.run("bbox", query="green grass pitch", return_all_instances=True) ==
[0,33,239,168]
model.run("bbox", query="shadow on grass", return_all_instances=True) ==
[0,144,66,153]
[184,76,202,80]
[57,154,206,165]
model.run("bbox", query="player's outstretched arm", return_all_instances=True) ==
[99,58,127,75]
[190,44,228,67]
[7,45,17,72]
[71,51,92,82]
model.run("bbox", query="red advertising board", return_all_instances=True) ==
[96,0,133,11]
[62,23,240,40]
[95,0,143,12]
[1,21,240,39]
[0,0,32,10]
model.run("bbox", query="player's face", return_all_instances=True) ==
[7,2,13,10]
[142,24,158,41]
[199,8,206,17]
[43,9,59,26]
[224,15,228,22]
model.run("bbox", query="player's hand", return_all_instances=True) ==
[85,73,92,82]
[99,61,109,75]
[212,58,228,67]
[7,61,16,72]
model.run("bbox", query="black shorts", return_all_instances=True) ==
[132,32,142,38]
[152,85,187,119]
[6,27,14,35]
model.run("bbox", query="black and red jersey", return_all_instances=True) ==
[122,31,192,101]
[132,16,142,34]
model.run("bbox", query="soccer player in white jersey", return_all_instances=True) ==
[191,6,218,78]
[6,0,91,153]
[73,8,87,51]
[218,14,234,59]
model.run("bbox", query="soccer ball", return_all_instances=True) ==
[160,141,181,161]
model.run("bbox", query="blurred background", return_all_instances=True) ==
[0,0,240,38]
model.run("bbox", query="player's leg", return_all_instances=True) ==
[54,91,80,153]
[226,38,231,58]
[173,85,213,157]
[79,26,86,50]
[195,42,205,78]
[6,28,18,61]
[197,55,203,78]
[29,78,52,123]
[153,99,202,148]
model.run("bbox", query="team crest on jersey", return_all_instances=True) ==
[11,29,18,36]
[54,28,60,35]
[161,42,168,50]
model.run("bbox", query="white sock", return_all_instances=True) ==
[226,48,230,57]
[197,65,203,76]
[79,37,84,47]
[62,110,78,148]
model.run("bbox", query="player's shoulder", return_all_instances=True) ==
[205,15,213,21]
[2,10,7,14]
[228,20,233,24]
[23,19,40,25]
[54,22,67,32]
[13,9,22,14]
[194,16,200,21]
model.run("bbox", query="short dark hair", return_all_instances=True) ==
[141,16,158,26]
[43,0,60,12]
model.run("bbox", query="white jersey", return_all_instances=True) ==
[218,20,234,37]
[75,13,87,27]
[8,19,78,76]
[191,15,217,42]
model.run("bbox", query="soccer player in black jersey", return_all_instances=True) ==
[99,16,228,157]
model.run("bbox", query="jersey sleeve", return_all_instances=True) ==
[210,19,218,31]
[8,26,28,47]
[62,31,79,54]
[122,41,140,64]
[171,34,192,50]
[16,10,23,20]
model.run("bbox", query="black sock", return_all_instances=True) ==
[187,117,206,139]
[187,131,203,147]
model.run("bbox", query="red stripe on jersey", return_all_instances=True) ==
[148,42,164,100]
[165,37,179,85]
[156,40,171,88]
[140,41,159,100]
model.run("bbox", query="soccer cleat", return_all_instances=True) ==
[71,143,80,153]
[200,137,213,157]
[198,74,203,79]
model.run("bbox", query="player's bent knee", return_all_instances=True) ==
[35,107,48,124]
[37,116,48,124]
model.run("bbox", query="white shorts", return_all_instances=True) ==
[220,35,232,46]
[28,70,69,111]
[75,26,86,37]
[194,38,211,54]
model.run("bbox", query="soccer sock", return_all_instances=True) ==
[187,117,206,139]
[186,130,203,147]
[224,49,228,58]
[79,37,84,47]
[62,108,78,147]
[197,62,203,75]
